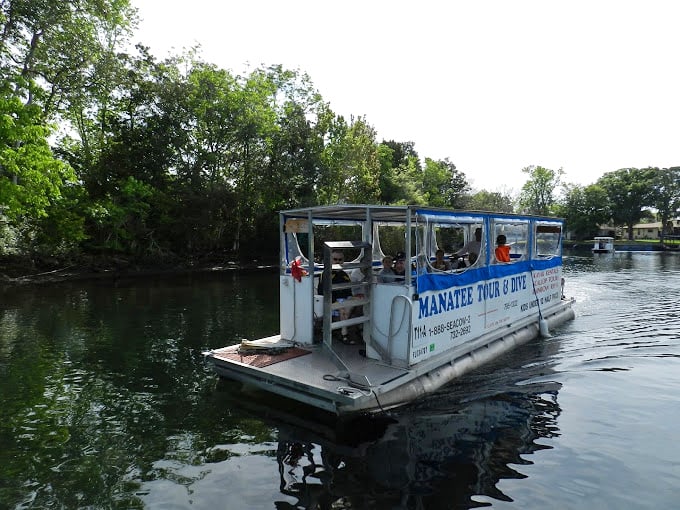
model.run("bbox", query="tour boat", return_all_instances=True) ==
[592,236,615,253]
[203,205,575,415]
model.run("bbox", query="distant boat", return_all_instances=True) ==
[203,205,575,416]
[592,236,615,253]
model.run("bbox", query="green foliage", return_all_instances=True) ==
[421,157,470,208]
[85,177,157,254]
[0,85,84,256]
[650,167,680,241]
[318,115,381,205]
[0,89,74,221]
[461,190,515,213]
[0,0,136,116]
[518,165,563,216]
[27,184,88,256]
[4,0,678,267]
[0,0,135,258]
[557,184,609,240]
[597,168,656,240]
[380,140,420,171]
[386,155,427,205]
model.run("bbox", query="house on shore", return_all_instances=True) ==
[587,219,679,249]
[629,219,680,240]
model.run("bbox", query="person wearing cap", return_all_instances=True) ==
[392,252,407,281]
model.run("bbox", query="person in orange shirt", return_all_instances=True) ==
[495,234,511,262]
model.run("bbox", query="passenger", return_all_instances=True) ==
[495,234,511,262]
[377,255,395,283]
[432,249,450,271]
[454,227,482,268]
[392,252,407,281]
[317,251,352,301]
[317,251,353,342]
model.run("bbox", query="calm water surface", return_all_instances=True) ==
[1,253,679,509]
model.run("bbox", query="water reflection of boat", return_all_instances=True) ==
[204,205,575,415]
[213,328,565,508]
[273,385,562,509]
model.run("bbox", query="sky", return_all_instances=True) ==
[131,0,679,193]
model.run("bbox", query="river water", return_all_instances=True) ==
[1,252,679,509]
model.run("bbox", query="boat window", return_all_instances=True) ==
[535,224,562,258]
[492,220,528,263]
[375,223,408,261]
[415,218,483,272]
[428,224,463,271]
[294,223,363,266]
[435,224,465,256]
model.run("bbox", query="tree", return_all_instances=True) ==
[649,167,680,245]
[375,143,399,204]
[380,140,420,171]
[558,183,610,240]
[319,115,381,205]
[252,67,329,251]
[0,0,136,116]
[1,0,136,258]
[421,158,469,208]
[373,140,425,205]
[390,155,427,205]
[597,168,656,240]
[518,165,563,215]
[339,117,381,203]
[460,189,515,213]
[0,85,79,254]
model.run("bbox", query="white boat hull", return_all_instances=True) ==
[205,298,574,415]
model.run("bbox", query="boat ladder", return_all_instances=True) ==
[320,241,372,377]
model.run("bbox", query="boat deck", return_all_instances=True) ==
[208,336,411,413]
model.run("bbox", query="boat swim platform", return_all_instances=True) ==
[208,336,412,413]
[205,299,575,415]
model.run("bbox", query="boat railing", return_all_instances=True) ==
[387,294,413,366]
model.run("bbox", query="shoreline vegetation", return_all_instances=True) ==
[0,254,279,287]
[3,5,678,288]
[3,240,675,288]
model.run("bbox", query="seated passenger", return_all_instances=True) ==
[431,249,450,271]
[495,234,511,262]
[392,252,407,281]
[317,251,352,300]
[377,255,395,283]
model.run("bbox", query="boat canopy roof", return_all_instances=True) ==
[280,204,562,224]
